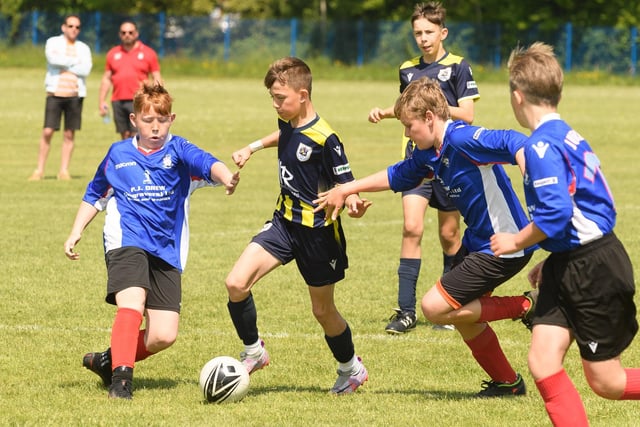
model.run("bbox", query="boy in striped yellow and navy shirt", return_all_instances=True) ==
[225,56,371,395]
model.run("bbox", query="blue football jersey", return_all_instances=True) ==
[387,120,533,256]
[275,115,354,228]
[83,135,221,271]
[523,115,616,252]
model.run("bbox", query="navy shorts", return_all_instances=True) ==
[401,140,457,211]
[533,233,637,361]
[112,100,135,134]
[105,247,182,313]
[44,95,83,130]
[251,212,348,286]
[439,245,533,308]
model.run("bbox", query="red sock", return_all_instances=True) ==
[620,368,640,399]
[464,326,517,383]
[477,295,529,323]
[135,329,156,362]
[111,308,143,369]
[536,369,588,426]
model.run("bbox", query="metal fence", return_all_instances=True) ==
[2,10,638,75]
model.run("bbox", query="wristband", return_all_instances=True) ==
[249,140,264,153]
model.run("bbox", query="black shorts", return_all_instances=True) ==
[112,100,135,134]
[105,247,182,313]
[401,140,457,211]
[439,246,533,308]
[44,95,83,130]
[533,233,637,361]
[251,212,348,286]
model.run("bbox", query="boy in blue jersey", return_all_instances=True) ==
[368,2,479,334]
[316,77,535,397]
[491,42,640,426]
[226,57,371,395]
[63,83,240,399]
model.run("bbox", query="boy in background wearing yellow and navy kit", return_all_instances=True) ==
[368,2,480,333]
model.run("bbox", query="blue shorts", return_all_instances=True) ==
[251,212,348,286]
[402,140,456,211]
[105,247,182,313]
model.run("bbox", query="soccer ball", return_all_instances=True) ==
[199,356,250,403]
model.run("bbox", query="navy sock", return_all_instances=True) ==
[397,258,421,312]
[227,294,259,345]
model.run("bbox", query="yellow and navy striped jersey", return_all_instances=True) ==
[275,114,354,228]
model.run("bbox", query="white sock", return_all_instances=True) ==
[245,339,262,355]
[338,355,359,374]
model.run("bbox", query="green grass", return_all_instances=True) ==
[2,67,640,426]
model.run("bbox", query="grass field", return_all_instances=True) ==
[2,67,640,426]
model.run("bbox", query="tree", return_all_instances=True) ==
[2,0,639,47]
[445,0,639,29]
[0,0,24,44]
[0,0,220,44]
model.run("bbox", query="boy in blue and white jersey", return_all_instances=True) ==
[316,77,536,397]
[490,42,640,426]
[64,83,240,399]
[225,57,371,395]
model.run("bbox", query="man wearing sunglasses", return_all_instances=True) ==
[98,20,163,139]
[29,14,92,181]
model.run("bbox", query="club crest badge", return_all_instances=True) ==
[162,154,173,169]
[296,143,312,162]
[438,67,452,82]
